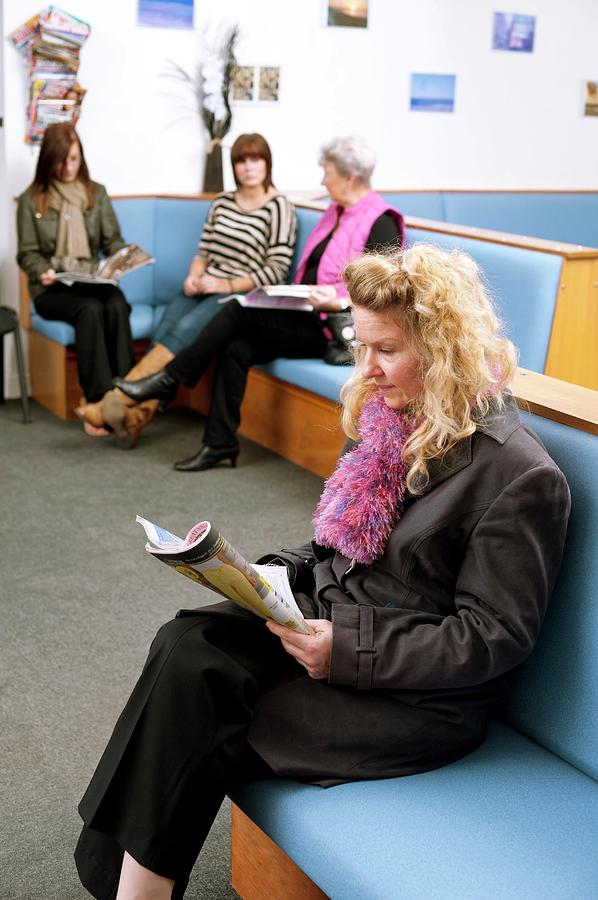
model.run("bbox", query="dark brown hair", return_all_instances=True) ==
[230,133,273,190]
[32,123,94,213]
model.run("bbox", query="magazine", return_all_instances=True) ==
[55,245,155,286]
[136,515,313,635]
[219,284,314,311]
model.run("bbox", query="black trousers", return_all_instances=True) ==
[75,609,289,900]
[34,284,135,402]
[166,301,327,448]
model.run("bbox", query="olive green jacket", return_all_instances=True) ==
[16,182,126,300]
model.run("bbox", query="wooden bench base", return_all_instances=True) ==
[231,804,328,900]
[184,369,345,479]
[28,333,150,421]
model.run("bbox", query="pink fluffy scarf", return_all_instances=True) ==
[313,392,415,564]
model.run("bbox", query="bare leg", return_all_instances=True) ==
[115,851,174,900]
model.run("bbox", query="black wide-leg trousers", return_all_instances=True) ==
[34,284,135,402]
[74,609,288,899]
[166,301,327,448]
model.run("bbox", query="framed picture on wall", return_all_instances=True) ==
[231,66,256,103]
[324,0,369,29]
[410,73,456,113]
[583,81,598,117]
[138,0,194,30]
[258,67,281,103]
[231,66,281,104]
[492,12,535,52]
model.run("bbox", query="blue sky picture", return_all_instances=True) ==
[410,73,456,113]
[138,0,194,30]
[492,12,535,52]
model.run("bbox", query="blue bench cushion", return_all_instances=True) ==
[30,304,155,345]
[407,227,562,373]
[501,415,598,781]
[258,358,351,403]
[232,720,598,900]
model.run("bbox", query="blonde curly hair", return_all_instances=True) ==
[341,244,518,492]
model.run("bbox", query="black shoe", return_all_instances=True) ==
[174,445,239,472]
[113,369,178,405]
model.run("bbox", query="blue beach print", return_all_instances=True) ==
[492,12,535,52]
[138,0,194,30]
[410,73,456,113]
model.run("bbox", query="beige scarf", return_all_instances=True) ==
[48,179,93,273]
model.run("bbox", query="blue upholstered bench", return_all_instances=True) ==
[21,197,565,422]
[381,190,598,248]
[230,401,598,900]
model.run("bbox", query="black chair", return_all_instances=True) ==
[0,305,31,423]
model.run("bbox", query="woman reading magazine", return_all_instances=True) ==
[75,245,570,900]
[16,123,136,428]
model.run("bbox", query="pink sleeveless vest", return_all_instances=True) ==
[293,192,404,298]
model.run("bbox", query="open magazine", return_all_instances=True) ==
[137,515,313,635]
[55,245,155,286]
[219,284,313,311]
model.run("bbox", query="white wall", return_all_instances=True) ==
[2,0,598,394]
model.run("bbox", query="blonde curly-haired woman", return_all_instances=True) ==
[75,244,570,900]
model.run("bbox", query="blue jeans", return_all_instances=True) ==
[151,292,226,355]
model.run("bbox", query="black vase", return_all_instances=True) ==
[203,141,223,193]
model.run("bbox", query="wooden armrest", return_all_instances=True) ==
[512,368,598,435]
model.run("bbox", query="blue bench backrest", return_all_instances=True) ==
[442,193,598,248]
[407,227,562,373]
[501,414,598,782]
[381,191,445,221]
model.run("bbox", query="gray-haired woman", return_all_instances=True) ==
[112,136,405,471]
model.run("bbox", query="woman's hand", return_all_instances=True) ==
[266,619,332,679]
[197,274,230,295]
[40,269,56,286]
[309,284,342,312]
[183,274,202,296]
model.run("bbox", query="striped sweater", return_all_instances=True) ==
[198,192,297,287]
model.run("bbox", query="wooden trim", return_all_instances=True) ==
[110,193,218,201]
[404,215,598,258]
[378,188,598,195]
[512,369,598,435]
[231,805,329,900]
[543,256,598,391]
[19,270,31,329]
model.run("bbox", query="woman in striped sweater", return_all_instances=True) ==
[77,133,296,446]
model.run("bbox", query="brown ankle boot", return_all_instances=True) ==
[103,391,159,449]
[75,344,175,429]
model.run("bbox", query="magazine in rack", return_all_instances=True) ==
[136,515,313,635]
[55,245,155,286]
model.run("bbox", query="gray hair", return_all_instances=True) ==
[319,136,376,186]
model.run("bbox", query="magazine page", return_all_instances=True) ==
[136,516,313,634]
[55,245,155,286]
[218,284,313,311]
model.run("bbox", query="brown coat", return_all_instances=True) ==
[16,182,126,300]
[245,394,571,785]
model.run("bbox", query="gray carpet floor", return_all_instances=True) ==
[0,399,324,899]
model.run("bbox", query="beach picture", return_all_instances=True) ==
[410,73,456,113]
[584,81,598,117]
[326,0,368,28]
[492,12,535,52]
[231,66,255,102]
[258,67,280,103]
[137,0,194,30]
